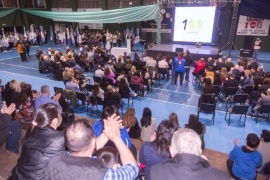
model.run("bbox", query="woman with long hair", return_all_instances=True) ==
[17,84,35,123]
[9,103,64,179]
[139,120,178,180]
[140,107,156,141]
[185,114,206,150]
[168,112,180,128]
[92,83,104,101]
[5,79,21,107]
[122,108,141,139]
[202,78,214,94]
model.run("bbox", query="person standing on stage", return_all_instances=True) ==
[44,29,47,44]
[17,41,27,62]
[253,37,261,58]
[174,52,186,88]
[23,37,31,59]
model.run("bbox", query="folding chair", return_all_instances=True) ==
[225,105,249,126]
[226,94,248,108]
[252,105,270,124]
[120,91,133,107]
[198,103,216,125]
[76,92,90,112]
[130,83,143,99]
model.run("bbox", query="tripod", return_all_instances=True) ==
[220,41,239,58]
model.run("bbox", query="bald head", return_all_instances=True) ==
[107,85,113,92]
[65,119,95,152]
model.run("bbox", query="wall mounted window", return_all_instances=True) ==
[78,0,101,8]
[51,0,71,8]
[108,0,139,9]
[1,0,18,8]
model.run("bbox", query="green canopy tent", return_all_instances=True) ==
[19,4,161,44]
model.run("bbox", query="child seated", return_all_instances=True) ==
[95,146,120,170]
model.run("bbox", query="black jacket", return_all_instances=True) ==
[0,113,12,144]
[9,128,65,180]
[151,153,229,180]
[44,152,107,180]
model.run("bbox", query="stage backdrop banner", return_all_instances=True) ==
[237,15,270,36]
[141,7,173,33]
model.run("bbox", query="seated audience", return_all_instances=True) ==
[95,65,104,78]
[92,83,104,101]
[95,146,120,170]
[103,86,122,108]
[185,114,206,150]
[9,103,64,179]
[17,83,35,123]
[104,67,116,85]
[193,58,206,80]
[214,58,225,71]
[140,107,156,141]
[4,79,21,107]
[250,88,270,116]
[34,85,62,111]
[146,55,157,68]
[247,58,259,71]
[130,71,144,91]
[227,133,262,180]
[65,77,80,92]
[92,106,131,148]
[168,112,180,128]
[0,103,21,153]
[257,129,270,173]
[228,64,241,77]
[45,118,138,179]
[122,108,141,139]
[220,74,239,96]
[224,58,234,72]
[151,129,229,180]
[201,66,214,84]
[115,58,125,70]
[140,120,178,180]
[202,78,214,94]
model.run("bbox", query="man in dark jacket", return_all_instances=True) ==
[104,85,122,108]
[44,117,138,180]
[0,103,21,153]
[247,58,259,71]
[150,129,229,180]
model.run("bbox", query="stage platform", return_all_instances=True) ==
[146,43,219,61]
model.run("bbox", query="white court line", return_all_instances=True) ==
[143,97,227,114]
[0,70,56,82]
[0,53,36,61]
[0,62,38,70]
[152,87,200,96]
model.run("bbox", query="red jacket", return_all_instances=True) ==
[194,61,206,75]
[130,76,144,89]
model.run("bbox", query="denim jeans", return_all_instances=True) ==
[185,68,190,81]
[253,49,260,58]
[6,121,22,153]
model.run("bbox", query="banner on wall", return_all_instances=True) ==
[237,15,270,36]
[141,7,173,33]
[78,9,103,30]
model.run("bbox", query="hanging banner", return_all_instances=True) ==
[237,15,270,36]
[141,7,173,33]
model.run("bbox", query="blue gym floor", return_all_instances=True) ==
[0,43,270,154]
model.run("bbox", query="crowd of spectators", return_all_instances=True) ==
[1,43,270,179]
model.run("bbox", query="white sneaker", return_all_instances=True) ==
[133,93,138,97]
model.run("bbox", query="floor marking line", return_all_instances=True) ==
[0,62,39,70]
[0,70,57,82]
[143,97,227,114]
[152,87,201,96]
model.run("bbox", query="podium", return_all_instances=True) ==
[127,39,132,53]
